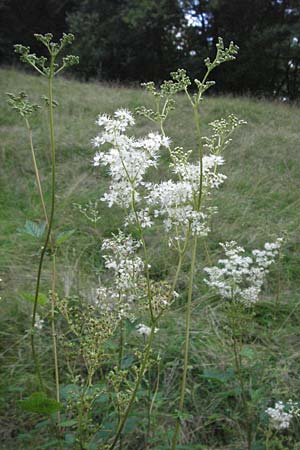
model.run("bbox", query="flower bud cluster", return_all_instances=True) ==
[14,33,79,78]
[204,238,283,306]
[7,91,40,118]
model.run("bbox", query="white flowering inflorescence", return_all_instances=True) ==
[92,108,245,246]
[204,238,283,306]
[92,109,170,209]
[266,400,300,430]
[96,231,145,320]
[147,153,225,244]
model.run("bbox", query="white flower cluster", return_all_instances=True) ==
[96,231,145,319]
[174,155,227,191]
[266,400,300,430]
[147,155,225,243]
[101,231,144,291]
[124,207,153,229]
[35,313,44,330]
[204,238,283,306]
[92,109,169,208]
[92,109,237,244]
[136,323,158,337]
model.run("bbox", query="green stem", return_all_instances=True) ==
[25,118,49,226]
[31,60,57,391]
[108,324,156,450]
[51,253,61,427]
[118,318,124,370]
[47,59,61,431]
[130,191,155,322]
[171,234,198,450]
[171,87,204,449]
[109,242,186,450]
[230,312,252,450]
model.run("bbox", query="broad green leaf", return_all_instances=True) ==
[21,292,48,305]
[121,355,135,369]
[201,368,235,383]
[59,384,80,402]
[60,419,78,427]
[18,392,62,415]
[217,387,241,399]
[56,229,75,247]
[18,220,46,238]
[240,347,255,359]
[35,418,51,429]
[64,433,76,445]
[39,440,62,449]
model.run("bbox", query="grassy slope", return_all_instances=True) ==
[1,67,300,448]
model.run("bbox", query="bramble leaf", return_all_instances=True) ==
[21,292,48,305]
[18,220,46,238]
[18,392,62,415]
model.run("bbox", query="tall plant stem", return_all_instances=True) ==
[25,118,49,226]
[47,64,61,427]
[171,234,198,450]
[130,191,154,322]
[108,324,156,450]
[232,331,252,449]
[171,95,203,449]
[118,318,124,370]
[30,56,60,409]
[108,247,186,450]
[51,253,61,425]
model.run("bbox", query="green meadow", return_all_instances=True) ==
[1,67,300,449]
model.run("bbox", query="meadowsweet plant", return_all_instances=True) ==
[10,32,291,450]
[203,239,283,448]
[89,38,254,449]
[10,32,79,441]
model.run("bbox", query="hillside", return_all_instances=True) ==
[1,67,300,449]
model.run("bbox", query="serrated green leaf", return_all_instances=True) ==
[64,433,76,444]
[240,347,255,359]
[39,440,62,449]
[56,229,75,247]
[60,419,78,427]
[21,292,48,305]
[217,387,241,398]
[121,355,135,369]
[201,368,235,383]
[18,392,62,415]
[18,220,46,238]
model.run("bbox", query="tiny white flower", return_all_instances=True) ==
[35,314,44,330]
[136,323,158,337]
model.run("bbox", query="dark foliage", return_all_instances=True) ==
[0,0,77,64]
[0,0,300,97]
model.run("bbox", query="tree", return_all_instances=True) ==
[67,0,187,81]
[183,0,300,98]
[0,0,76,65]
